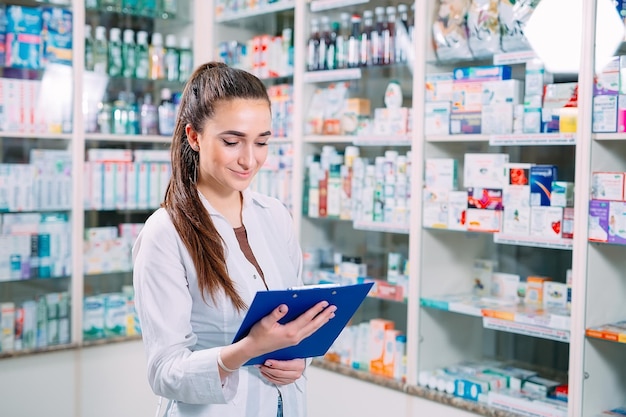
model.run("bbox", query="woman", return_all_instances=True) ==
[132,62,337,417]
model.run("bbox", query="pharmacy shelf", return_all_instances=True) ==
[303,134,412,146]
[0,342,78,360]
[353,221,410,235]
[421,295,571,342]
[493,234,574,250]
[426,134,489,143]
[483,317,570,343]
[489,133,576,146]
[585,322,626,344]
[0,132,73,140]
[310,0,369,12]
[492,50,538,66]
[302,68,362,83]
[215,0,295,23]
[304,135,355,144]
[0,275,71,284]
[353,135,412,147]
[594,133,626,141]
[83,133,172,144]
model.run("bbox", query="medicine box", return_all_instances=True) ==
[502,206,530,236]
[425,72,453,102]
[525,276,552,306]
[369,319,395,376]
[543,282,569,308]
[467,187,503,210]
[550,181,574,207]
[463,153,509,188]
[5,5,43,70]
[530,165,558,206]
[424,101,451,135]
[41,7,73,66]
[424,158,457,190]
[588,200,610,242]
[608,200,626,244]
[591,171,625,200]
[530,206,563,239]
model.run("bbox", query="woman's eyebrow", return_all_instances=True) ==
[219,130,272,137]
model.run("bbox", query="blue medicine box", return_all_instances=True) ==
[530,165,558,207]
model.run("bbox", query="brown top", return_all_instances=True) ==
[233,225,268,290]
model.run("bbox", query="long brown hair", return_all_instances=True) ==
[163,62,270,311]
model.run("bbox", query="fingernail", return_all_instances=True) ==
[264,361,272,367]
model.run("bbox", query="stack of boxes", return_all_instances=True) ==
[424,61,583,136]
[423,153,574,239]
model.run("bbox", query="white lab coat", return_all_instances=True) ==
[132,189,306,417]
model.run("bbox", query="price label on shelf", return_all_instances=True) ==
[493,50,538,65]
[303,68,362,83]
[483,317,570,342]
[310,0,368,12]
[489,133,576,146]
[352,221,410,235]
[494,234,574,250]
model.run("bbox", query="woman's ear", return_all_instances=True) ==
[186,124,199,151]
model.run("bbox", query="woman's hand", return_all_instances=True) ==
[258,358,306,385]
[246,300,337,357]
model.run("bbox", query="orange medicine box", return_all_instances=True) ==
[525,276,552,305]
[369,318,395,376]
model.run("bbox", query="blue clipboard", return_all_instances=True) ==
[232,281,374,366]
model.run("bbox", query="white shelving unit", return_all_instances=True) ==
[208,1,626,416]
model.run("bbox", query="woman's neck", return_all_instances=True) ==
[199,187,243,227]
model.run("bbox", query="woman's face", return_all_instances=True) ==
[188,98,271,197]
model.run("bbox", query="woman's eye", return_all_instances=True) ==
[256,142,269,147]
[223,139,237,146]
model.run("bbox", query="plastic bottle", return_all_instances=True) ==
[126,93,140,135]
[326,22,338,71]
[135,30,150,79]
[93,26,109,75]
[306,18,320,71]
[108,27,123,77]
[122,29,136,78]
[281,28,293,76]
[360,10,374,67]
[97,97,112,134]
[336,12,350,69]
[372,7,385,65]
[384,6,397,65]
[112,92,128,134]
[347,14,361,68]
[318,16,331,71]
[149,32,165,80]
[84,24,94,71]
[396,4,409,63]
[140,93,158,135]
[164,34,179,82]
[178,36,193,82]
[158,88,175,136]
